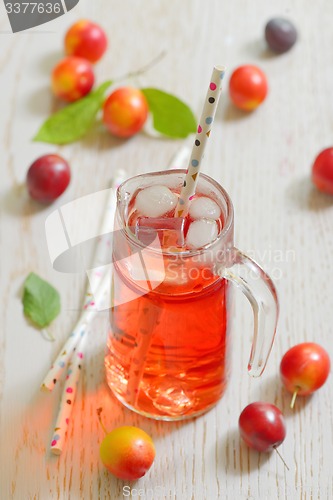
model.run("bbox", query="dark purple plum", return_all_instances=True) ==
[27,154,71,203]
[265,18,297,53]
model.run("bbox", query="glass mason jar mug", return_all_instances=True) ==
[105,170,279,420]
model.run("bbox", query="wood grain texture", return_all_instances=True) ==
[1,0,333,498]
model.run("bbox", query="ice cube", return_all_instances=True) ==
[189,196,221,220]
[186,219,218,249]
[136,217,185,247]
[135,185,177,218]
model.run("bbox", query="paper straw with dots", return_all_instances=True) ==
[41,170,126,392]
[48,267,112,453]
[82,169,126,308]
[167,145,191,170]
[40,270,110,391]
[175,65,225,218]
[50,331,87,455]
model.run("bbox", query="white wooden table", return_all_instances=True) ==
[1,1,333,498]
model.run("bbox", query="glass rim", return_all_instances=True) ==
[116,169,234,257]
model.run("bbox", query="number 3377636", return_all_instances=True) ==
[5,3,62,14]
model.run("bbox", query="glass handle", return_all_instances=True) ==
[220,248,279,377]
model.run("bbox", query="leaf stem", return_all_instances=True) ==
[112,50,167,83]
[41,328,55,342]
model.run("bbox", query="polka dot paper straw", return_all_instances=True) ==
[175,65,225,217]
[40,270,110,391]
[83,168,126,309]
[40,170,126,392]
[40,316,89,392]
[167,146,191,170]
[50,331,87,455]
[126,296,161,406]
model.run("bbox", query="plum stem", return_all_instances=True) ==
[273,446,289,470]
[290,386,300,409]
[112,50,167,83]
[96,407,108,435]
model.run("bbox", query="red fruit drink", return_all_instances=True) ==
[105,172,231,420]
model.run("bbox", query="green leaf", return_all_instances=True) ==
[23,272,60,328]
[141,88,196,138]
[33,81,112,145]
